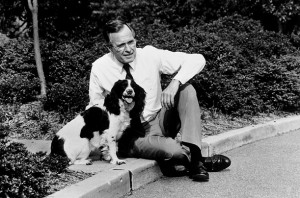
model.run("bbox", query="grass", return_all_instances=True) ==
[44,170,94,195]
[200,108,298,138]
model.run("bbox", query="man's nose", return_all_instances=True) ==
[124,43,133,52]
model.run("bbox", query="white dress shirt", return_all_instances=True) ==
[88,45,205,121]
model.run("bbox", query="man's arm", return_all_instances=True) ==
[159,51,206,109]
[87,69,106,109]
[161,79,181,109]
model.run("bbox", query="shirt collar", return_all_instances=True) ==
[110,52,137,73]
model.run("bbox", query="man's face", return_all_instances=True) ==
[109,25,136,64]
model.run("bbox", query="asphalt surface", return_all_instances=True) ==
[123,129,300,198]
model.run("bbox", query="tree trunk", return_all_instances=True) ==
[28,0,46,98]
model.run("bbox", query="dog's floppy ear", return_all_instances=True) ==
[80,107,109,139]
[104,91,121,115]
[131,81,146,116]
[80,125,94,139]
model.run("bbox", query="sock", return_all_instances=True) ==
[182,142,203,165]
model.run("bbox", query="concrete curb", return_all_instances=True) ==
[203,116,300,156]
[47,159,161,198]
[43,115,300,198]
[47,169,131,198]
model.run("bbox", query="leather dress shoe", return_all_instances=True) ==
[203,154,231,172]
[189,162,209,182]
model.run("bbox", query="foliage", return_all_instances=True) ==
[40,38,106,118]
[0,0,95,39]
[134,15,300,115]
[45,78,89,119]
[0,0,28,37]
[193,16,299,115]
[36,0,95,39]
[0,140,46,198]
[258,0,300,24]
[1,0,299,39]
[0,39,39,104]
[0,71,40,104]
[0,123,71,197]
[0,138,63,197]
[1,15,299,118]
[0,36,105,119]
[1,102,63,140]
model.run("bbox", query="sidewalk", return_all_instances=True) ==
[13,115,300,198]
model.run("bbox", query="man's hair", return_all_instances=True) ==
[103,19,135,43]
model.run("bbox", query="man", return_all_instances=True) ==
[88,19,231,181]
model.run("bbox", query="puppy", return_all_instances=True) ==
[50,107,109,165]
[50,79,146,165]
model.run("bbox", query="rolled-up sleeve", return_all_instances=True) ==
[157,48,206,84]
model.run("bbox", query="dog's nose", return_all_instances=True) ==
[126,89,133,95]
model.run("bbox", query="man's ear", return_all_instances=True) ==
[104,43,112,52]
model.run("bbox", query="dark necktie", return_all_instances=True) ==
[123,63,134,80]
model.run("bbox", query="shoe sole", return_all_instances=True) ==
[189,175,209,182]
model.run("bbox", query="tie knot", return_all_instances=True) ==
[123,63,130,71]
[123,63,133,80]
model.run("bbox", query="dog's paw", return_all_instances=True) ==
[102,154,112,162]
[73,159,93,165]
[110,159,126,165]
[116,159,126,165]
[86,160,93,165]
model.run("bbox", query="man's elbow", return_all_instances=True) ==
[197,54,206,72]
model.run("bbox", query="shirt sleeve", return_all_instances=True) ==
[154,47,206,84]
[87,67,105,109]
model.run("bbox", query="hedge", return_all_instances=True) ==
[0,15,299,118]
[0,134,70,197]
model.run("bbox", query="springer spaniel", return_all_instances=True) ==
[50,79,146,165]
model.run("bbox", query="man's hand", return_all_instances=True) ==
[161,79,181,110]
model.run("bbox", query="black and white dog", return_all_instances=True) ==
[50,79,146,165]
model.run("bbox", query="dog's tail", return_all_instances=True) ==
[50,135,67,157]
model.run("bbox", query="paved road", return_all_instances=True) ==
[123,129,300,198]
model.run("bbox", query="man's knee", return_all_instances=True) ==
[162,141,189,162]
[176,84,199,110]
[179,84,197,102]
[162,145,190,167]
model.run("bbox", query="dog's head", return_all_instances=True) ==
[104,79,146,116]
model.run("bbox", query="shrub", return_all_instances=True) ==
[201,15,295,59]
[41,39,100,84]
[41,38,105,119]
[0,37,104,120]
[0,139,49,197]
[0,133,70,197]
[1,15,299,117]
[0,39,36,73]
[0,71,40,104]
[135,15,300,115]
[253,57,300,111]
[194,16,299,115]
[0,39,40,104]
[44,77,89,119]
